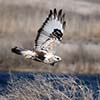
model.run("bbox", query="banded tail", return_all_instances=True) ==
[11,47,24,55]
[11,47,36,59]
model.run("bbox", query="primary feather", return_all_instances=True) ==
[35,8,66,53]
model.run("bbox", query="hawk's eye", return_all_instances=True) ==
[57,57,60,60]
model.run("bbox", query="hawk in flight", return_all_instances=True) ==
[11,8,66,65]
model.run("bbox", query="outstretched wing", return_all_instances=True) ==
[34,8,66,53]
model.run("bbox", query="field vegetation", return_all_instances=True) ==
[0,73,96,100]
[0,0,100,73]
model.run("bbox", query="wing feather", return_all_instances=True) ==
[35,8,66,53]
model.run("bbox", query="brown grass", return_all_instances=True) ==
[0,74,94,100]
[0,0,100,73]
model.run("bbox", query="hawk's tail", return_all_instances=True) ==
[11,46,36,59]
[11,47,24,55]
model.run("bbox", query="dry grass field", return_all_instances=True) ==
[0,0,100,73]
[0,73,95,100]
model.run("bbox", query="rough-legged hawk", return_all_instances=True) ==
[11,8,66,65]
